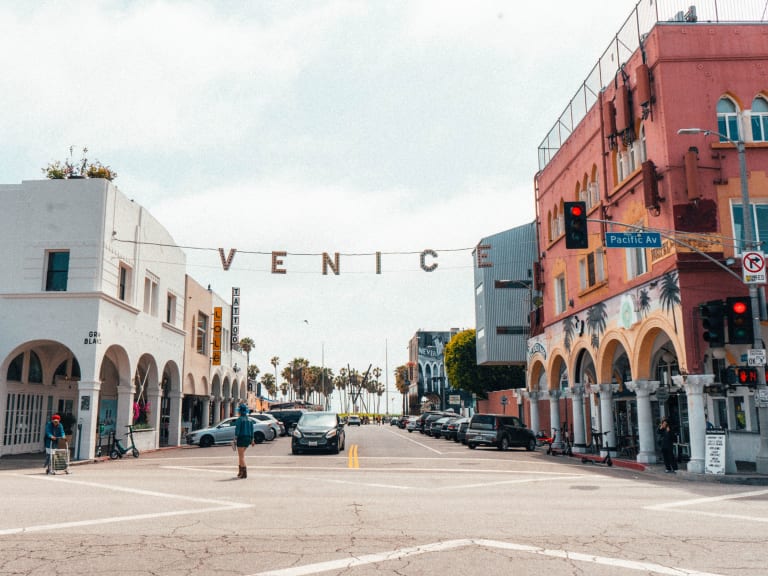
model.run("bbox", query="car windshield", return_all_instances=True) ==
[471,415,496,430]
[300,413,338,427]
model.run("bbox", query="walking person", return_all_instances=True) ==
[44,414,65,474]
[658,418,678,473]
[234,404,254,479]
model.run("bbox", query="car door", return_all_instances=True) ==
[215,419,237,444]
[508,417,525,446]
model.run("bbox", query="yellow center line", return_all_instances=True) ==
[348,444,359,468]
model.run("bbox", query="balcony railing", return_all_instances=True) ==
[537,0,768,171]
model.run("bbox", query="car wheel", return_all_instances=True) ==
[526,437,537,451]
[408,429,413,433]
[292,447,300,455]
[332,441,340,455]
[498,435,510,451]
[199,435,214,448]
[267,428,276,441]
[253,431,265,444]
[468,443,477,450]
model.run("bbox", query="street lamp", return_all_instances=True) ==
[679,127,768,473]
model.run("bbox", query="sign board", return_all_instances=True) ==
[705,430,726,475]
[212,307,222,366]
[742,251,766,284]
[757,388,768,408]
[449,395,461,404]
[500,395,508,405]
[748,349,766,366]
[605,232,662,248]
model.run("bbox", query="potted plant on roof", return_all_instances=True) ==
[42,146,117,181]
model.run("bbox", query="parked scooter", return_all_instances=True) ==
[109,424,140,459]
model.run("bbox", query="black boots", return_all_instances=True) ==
[237,465,247,479]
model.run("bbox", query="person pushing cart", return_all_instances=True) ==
[44,413,65,474]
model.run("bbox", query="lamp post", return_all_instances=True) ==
[679,128,768,474]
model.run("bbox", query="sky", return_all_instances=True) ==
[0,0,637,408]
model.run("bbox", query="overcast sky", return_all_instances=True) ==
[1,1,637,407]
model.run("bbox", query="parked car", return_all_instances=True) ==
[267,409,308,435]
[250,413,285,438]
[186,416,275,447]
[292,411,346,454]
[347,415,362,426]
[465,414,537,451]
[390,417,400,426]
[432,416,456,439]
[423,414,446,437]
[456,418,470,444]
[406,418,421,433]
[443,417,468,441]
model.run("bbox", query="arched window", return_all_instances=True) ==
[717,97,740,142]
[751,96,768,142]
[28,351,43,384]
[547,210,554,242]
[7,353,23,381]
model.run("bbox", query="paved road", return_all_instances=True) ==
[1,424,766,575]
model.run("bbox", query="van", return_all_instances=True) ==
[266,409,308,435]
[466,414,537,451]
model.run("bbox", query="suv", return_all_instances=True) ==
[267,409,308,435]
[466,414,537,451]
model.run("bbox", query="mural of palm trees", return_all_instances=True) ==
[586,301,608,350]
[659,271,681,333]
[636,288,652,319]
[563,315,579,353]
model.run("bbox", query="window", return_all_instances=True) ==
[196,313,209,355]
[28,351,42,384]
[751,96,768,142]
[731,201,768,253]
[45,251,69,291]
[555,274,567,315]
[579,249,606,291]
[733,396,746,430]
[7,353,23,381]
[143,274,159,316]
[166,293,177,324]
[625,222,648,280]
[118,264,132,302]
[717,97,740,142]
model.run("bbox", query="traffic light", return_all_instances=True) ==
[699,300,725,347]
[564,201,588,249]
[727,296,753,345]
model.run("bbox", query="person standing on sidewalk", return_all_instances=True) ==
[234,404,254,479]
[44,414,65,474]
[658,418,678,473]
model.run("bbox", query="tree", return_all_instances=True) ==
[260,373,276,398]
[443,329,525,398]
[239,337,255,390]
[270,356,280,397]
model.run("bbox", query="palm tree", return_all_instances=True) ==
[239,337,255,390]
[659,271,681,333]
[586,301,608,350]
[270,356,280,398]
[260,373,276,398]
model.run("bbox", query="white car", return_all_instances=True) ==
[249,413,285,438]
[186,416,276,447]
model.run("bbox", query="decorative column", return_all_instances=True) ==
[117,383,135,437]
[525,391,541,436]
[168,390,183,446]
[570,385,586,452]
[148,386,161,450]
[593,383,617,455]
[548,390,562,445]
[674,373,711,474]
[75,380,102,461]
[626,379,660,463]
[202,398,211,430]
[213,398,222,425]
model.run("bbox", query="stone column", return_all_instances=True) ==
[213,398,222,425]
[626,379,660,464]
[75,380,102,461]
[525,391,541,436]
[202,398,211,429]
[117,384,135,438]
[593,383,617,455]
[674,373,711,474]
[570,385,586,452]
[168,390,183,446]
[548,390,562,445]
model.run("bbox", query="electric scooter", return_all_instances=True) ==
[109,424,140,459]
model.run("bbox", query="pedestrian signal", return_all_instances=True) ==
[564,201,588,249]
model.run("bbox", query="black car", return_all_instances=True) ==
[456,418,470,444]
[466,414,537,451]
[291,411,346,454]
[444,417,468,441]
[267,409,308,435]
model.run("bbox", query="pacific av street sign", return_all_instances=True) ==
[605,232,662,248]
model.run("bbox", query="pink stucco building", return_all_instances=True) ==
[527,1,768,473]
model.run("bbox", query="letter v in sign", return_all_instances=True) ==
[218,248,237,271]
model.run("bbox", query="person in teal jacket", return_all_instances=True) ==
[44,414,65,474]
[234,404,254,479]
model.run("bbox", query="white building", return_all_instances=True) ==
[1,179,190,459]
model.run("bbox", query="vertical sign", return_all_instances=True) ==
[212,306,222,366]
[231,287,240,345]
[705,430,726,475]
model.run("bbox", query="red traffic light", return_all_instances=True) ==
[569,204,583,217]
[736,367,759,385]
[732,300,748,315]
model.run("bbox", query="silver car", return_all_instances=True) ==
[186,416,276,447]
[249,413,285,438]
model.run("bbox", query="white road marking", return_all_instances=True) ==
[251,538,726,576]
[0,474,251,536]
[388,430,443,454]
[645,488,768,523]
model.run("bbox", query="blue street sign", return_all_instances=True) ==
[604,232,662,248]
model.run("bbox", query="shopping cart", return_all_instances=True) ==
[48,441,70,475]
